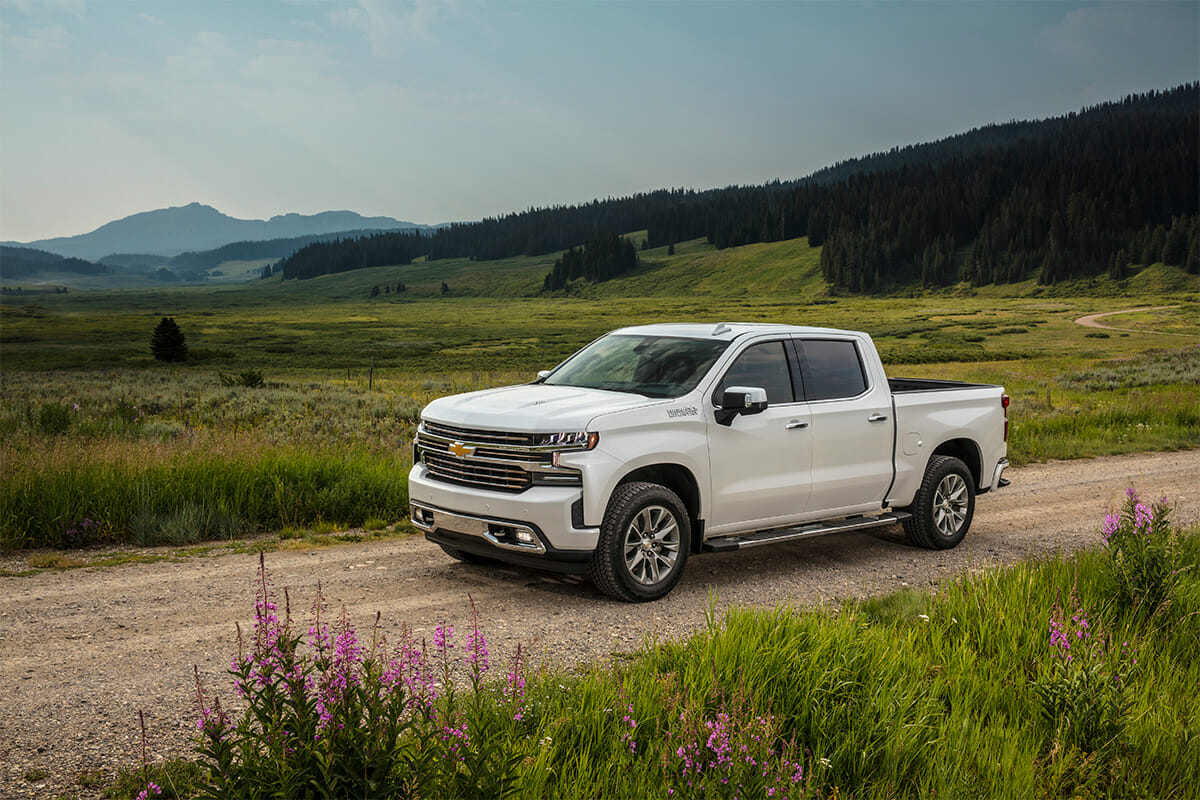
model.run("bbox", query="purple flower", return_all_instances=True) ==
[434,624,454,657]
[1134,502,1153,533]
[465,626,488,673]
[1101,512,1120,542]
[135,783,162,800]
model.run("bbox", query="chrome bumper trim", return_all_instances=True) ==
[990,458,1011,492]
[410,501,547,554]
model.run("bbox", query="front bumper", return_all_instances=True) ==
[408,464,601,564]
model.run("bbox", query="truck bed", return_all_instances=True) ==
[888,377,998,393]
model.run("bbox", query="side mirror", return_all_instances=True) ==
[714,386,768,426]
[534,370,552,383]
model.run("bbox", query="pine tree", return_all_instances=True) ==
[1162,217,1190,266]
[150,317,188,362]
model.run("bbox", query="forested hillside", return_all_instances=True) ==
[169,229,408,272]
[275,84,1198,290]
[542,233,639,291]
[0,246,107,279]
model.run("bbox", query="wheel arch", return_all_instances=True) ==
[929,438,983,488]
[616,463,704,553]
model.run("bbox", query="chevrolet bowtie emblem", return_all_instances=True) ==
[448,441,474,458]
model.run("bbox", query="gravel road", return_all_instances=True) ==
[2,449,1197,799]
[1074,306,1189,336]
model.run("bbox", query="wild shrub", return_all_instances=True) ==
[37,402,72,435]
[1101,489,1184,615]
[56,516,101,548]
[130,505,241,547]
[1030,589,1133,755]
[218,370,264,388]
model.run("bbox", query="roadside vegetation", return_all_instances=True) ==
[1,240,1196,551]
[103,496,1197,799]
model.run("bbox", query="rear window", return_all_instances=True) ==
[798,339,867,400]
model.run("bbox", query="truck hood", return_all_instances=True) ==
[421,384,654,432]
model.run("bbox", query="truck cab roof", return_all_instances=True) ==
[608,322,867,341]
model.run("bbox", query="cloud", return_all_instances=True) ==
[329,0,445,56]
[5,22,70,61]
[163,31,232,81]
[1041,3,1193,64]
[242,39,341,92]
[1,0,85,18]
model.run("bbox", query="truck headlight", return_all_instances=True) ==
[534,431,599,451]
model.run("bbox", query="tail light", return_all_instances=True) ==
[1001,393,1010,442]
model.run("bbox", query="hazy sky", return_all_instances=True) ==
[1,1,1197,242]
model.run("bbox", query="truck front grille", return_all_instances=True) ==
[422,450,533,492]
[423,421,536,447]
[416,423,579,494]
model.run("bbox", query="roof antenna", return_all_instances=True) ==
[712,322,731,336]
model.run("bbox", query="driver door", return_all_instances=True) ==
[705,340,812,534]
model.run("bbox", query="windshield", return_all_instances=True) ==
[543,335,729,398]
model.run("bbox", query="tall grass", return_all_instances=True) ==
[0,433,408,550]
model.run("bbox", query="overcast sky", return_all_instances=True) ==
[1,0,1196,243]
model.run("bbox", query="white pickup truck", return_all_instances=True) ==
[410,323,1009,602]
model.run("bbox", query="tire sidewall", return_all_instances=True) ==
[918,456,975,549]
[593,482,691,602]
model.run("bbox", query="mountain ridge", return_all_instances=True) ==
[3,202,432,261]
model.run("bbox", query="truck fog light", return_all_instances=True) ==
[515,530,535,545]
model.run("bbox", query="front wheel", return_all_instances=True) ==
[903,455,975,549]
[590,482,690,602]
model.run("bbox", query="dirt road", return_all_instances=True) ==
[2,450,1198,798]
[1074,306,1191,336]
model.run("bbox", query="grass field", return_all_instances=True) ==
[1,236,1197,550]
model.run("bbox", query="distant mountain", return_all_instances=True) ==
[4,203,431,261]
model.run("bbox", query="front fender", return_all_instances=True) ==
[556,418,710,528]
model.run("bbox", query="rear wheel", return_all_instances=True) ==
[903,455,975,549]
[590,482,690,602]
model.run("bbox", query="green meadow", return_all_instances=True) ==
[1,236,1197,550]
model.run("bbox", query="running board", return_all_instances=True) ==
[702,512,912,553]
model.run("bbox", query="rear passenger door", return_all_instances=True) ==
[795,338,894,515]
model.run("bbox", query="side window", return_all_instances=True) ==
[798,339,868,400]
[713,341,795,405]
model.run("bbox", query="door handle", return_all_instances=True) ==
[785,420,809,430]
[867,414,889,423]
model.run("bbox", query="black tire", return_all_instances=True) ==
[438,542,497,565]
[590,481,691,602]
[903,455,975,550]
